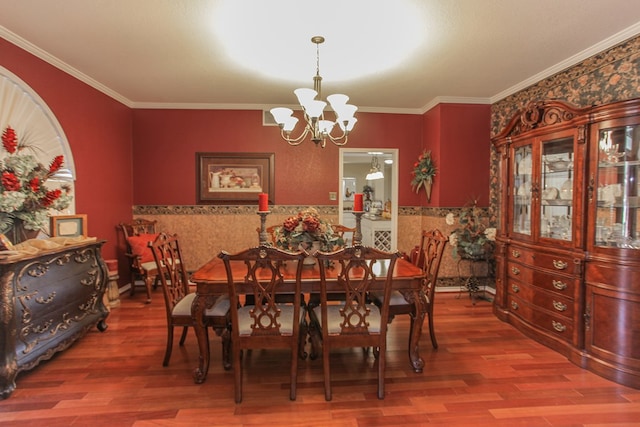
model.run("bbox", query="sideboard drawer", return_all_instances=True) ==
[508,279,574,319]
[508,294,574,343]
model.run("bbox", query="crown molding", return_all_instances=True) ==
[0,25,133,107]
[490,21,640,103]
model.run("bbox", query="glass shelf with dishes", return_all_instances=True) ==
[512,145,533,236]
[540,136,574,241]
[593,124,640,249]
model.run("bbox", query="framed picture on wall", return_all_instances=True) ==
[196,152,275,204]
[50,214,88,238]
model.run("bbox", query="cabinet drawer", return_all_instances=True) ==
[531,251,580,275]
[508,279,574,319]
[508,295,574,343]
[507,246,534,264]
[507,261,576,296]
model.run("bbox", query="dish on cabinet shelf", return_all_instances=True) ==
[518,154,532,175]
[559,179,573,200]
[541,187,559,200]
[545,159,572,172]
[542,199,572,206]
[517,182,531,196]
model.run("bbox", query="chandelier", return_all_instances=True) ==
[365,154,384,180]
[270,36,358,148]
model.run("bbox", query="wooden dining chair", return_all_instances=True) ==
[371,229,448,350]
[219,245,307,403]
[310,245,400,400]
[149,233,231,368]
[118,218,159,303]
[331,224,356,246]
[254,225,279,244]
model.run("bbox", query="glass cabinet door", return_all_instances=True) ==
[594,124,640,249]
[540,136,575,242]
[512,144,532,236]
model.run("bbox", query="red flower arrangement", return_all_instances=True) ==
[0,126,72,235]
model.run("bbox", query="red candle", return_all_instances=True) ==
[258,193,269,212]
[354,193,363,211]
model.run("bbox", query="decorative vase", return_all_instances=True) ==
[424,179,433,202]
[7,219,39,245]
[303,241,321,265]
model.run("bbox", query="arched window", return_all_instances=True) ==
[0,66,76,233]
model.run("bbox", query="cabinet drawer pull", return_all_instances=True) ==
[511,284,520,293]
[552,280,568,290]
[512,249,521,258]
[553,260,568,270]
[553,300,567,311]
[552,320,566,332]
[511,301,519,310]
[511,266,520,275]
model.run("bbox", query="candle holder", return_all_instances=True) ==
[257,211,271,245]
[352,211,364,246]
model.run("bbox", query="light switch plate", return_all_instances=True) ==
[329,192,337,201]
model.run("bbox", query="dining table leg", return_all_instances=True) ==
[402,289,426,373]
[191,293,212,384]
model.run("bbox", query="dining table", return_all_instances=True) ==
[190,255,426,384]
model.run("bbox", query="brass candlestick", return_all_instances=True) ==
[352,211,364,246]
[257,211,271,245]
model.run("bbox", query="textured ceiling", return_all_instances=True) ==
[1,0,640,113]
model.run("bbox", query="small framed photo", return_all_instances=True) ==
[50,214,88,238]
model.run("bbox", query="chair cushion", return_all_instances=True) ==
[140,260,158,272]
[172,293,230,317]
[127,233,158,263]
[374,290,429,306]
[237,304,304,336]
[313,303,381,334]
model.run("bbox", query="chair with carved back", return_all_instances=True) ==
[219,245,307,403]
[149,232,231,368]
[118,218,160,303]
[254,225,279,244]
[310,245,400,400]
[371,229,447,350]
[331,224,356,246]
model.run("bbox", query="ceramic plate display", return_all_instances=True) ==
[542,187,559,200]
[560,179,573,200]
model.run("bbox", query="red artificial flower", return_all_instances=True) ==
[302,216,320,233]
[283,216,300,232]
[29,177,40,192]
[2,126,18,154]
[49,155,64,174]
[1,171,20,191]
[41,189,62,207]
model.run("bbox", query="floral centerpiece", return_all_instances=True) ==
[411,150,437,202]
[0,126,72,241]
[273,207,344,254]
[446,200,496,259]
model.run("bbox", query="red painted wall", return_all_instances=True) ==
[132,109,425,207]
[423,104,491,207]
[0,38,134,263]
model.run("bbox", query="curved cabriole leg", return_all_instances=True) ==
[407,290,426,373]
[192,294,212,384]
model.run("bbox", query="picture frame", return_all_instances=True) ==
[50,214,88,238]
[196,152,275,204]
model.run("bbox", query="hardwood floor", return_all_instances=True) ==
[1,291,639,426]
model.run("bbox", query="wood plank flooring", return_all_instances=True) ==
[1,291,639,426]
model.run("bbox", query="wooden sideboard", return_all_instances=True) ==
[0,240,109,399]
[492,99,640,389]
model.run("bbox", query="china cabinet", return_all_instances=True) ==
[492,99,640,389]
